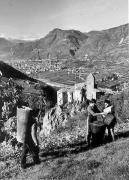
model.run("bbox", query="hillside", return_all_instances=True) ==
[1,116,129,179]
[0,38,28,60]
[14,137,129,179]
[0,23,128,62]
[0,61,35,81]
[77,24,129,61]
[0,61,57,108]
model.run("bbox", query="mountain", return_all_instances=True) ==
[0,38,12,49]
[76,24,129,60]
[0,38,30,60]
[0,38,13,59]
[0,24,128,61]
[12,28,87,59]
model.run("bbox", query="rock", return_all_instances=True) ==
[40,105,69,137]
[3,116,17,146]
[4,116,17,132]
[40,111,52,137]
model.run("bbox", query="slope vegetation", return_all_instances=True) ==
[0,61,35,81]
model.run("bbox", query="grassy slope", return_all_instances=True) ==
[1,112,129,179]
[7,137,129,180]
[0,61,36,81]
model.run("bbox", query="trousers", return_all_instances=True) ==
[21,141,39,166]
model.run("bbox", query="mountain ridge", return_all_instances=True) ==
[0,23,128,61]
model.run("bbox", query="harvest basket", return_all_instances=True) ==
[90,121,106,134]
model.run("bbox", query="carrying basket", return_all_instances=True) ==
[104,113,114,126]
[17,107,32,143]
[90,121,106,134]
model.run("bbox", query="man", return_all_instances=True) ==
[21,109,40,169]
[86,99,103,146]
[81,85,86,103]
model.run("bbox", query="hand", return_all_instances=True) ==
[35,142,39,146]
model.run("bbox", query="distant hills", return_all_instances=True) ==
[11,28,87,60]
[0,23,128,61]
[77,24,128,60]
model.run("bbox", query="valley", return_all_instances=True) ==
[0,23,129,180]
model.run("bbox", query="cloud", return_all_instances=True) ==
[0,33,7,38]
[15,34,41,40]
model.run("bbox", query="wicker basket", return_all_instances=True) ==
[90,121,106,134]
[104,114,114,125]
[17,107,32,143]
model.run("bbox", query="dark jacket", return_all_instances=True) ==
[87,105,100,123]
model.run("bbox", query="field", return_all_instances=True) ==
[34,57,129,88]
[37,70,83,86]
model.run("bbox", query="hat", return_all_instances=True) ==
[104,99,110,105]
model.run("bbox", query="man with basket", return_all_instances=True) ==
[86,99,106,147]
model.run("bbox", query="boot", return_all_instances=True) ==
[33,155,41,165]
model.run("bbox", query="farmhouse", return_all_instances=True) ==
[57,73,101,106]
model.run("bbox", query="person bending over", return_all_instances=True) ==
[21,109,40,169]
[86,99,103,146]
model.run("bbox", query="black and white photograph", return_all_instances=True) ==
[0,0,128,179]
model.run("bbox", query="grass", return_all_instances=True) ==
[37,71,83,85]
[1,111,129,179]
[2,136,129,180]
[38,138,129,180]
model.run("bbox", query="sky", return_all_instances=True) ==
[0,0,128,40]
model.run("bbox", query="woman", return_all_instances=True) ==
[102,100,116,142]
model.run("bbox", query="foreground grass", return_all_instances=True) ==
[1,112,129,180]
[1,134,129,179]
